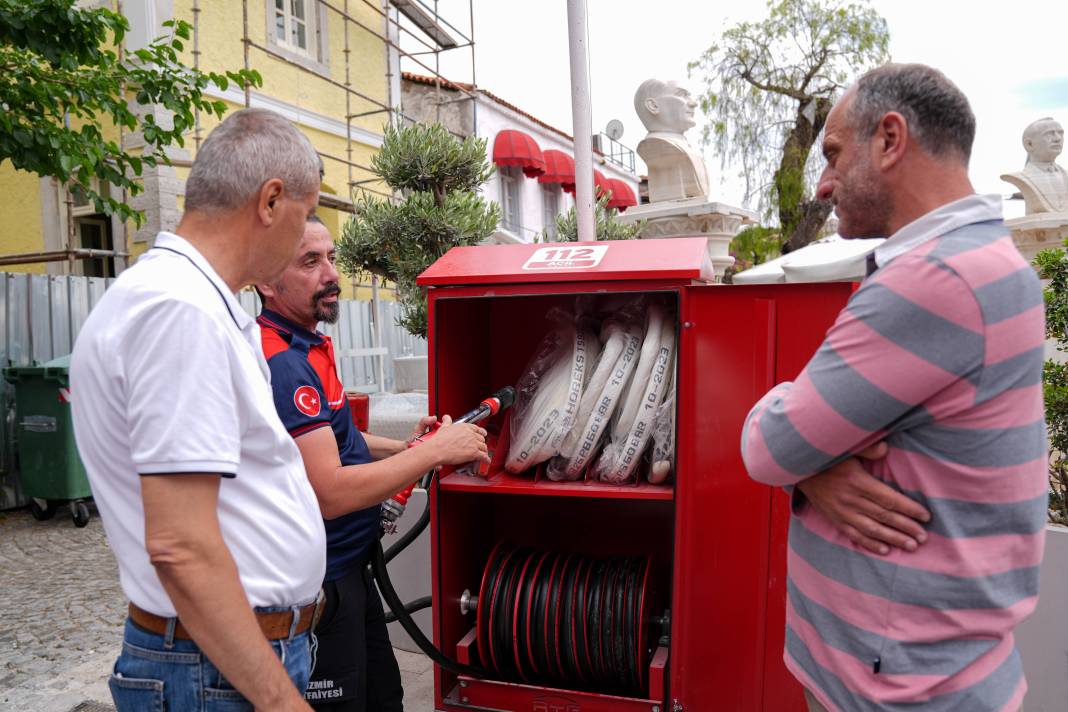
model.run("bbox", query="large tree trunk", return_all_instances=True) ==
[774,97,832,252]
[783,198,834,252]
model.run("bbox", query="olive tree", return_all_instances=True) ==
[336,123,500,338]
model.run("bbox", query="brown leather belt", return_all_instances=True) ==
[129,597,323,641]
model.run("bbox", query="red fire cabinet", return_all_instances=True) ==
[418,238,852,712]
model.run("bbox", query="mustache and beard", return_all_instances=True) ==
[833,147,893,240]
[313,283,341,324]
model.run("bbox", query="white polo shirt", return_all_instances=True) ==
[71,232,326,617]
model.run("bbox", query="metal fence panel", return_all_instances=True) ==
[0,272,426,509]
[7,275,31,368]
[0,276,10,489]
[30,275,52,365]
[67,276,90,343]
[49,276,71,357]
[0,275,8,368]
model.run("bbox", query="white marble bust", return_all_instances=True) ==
[1001,117,1068,214]
[634,78,710,204]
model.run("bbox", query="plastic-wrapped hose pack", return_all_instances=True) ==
[505,320,598,474]
[593,305,677,484]
[548,319,644,481]
[647,364,676,484]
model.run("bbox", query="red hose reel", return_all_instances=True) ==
[469,542,660,697]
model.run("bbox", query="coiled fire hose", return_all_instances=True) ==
[462,542,657,695]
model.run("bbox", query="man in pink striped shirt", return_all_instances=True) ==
[742,64,1046,712]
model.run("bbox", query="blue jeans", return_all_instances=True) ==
[109,616,313,711]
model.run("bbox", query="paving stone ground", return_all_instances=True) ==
[0,505,435,711]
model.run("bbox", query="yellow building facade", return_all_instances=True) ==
[0,0,396,300]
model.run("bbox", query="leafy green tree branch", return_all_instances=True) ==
[1035,247,1068,526]
[688,0,889,251]
[0,0,261,226]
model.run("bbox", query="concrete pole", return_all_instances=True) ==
[566,0,595,242]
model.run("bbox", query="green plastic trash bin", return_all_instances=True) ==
[3,355,92,527]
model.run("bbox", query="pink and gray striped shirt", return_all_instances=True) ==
[742,194,1047,712]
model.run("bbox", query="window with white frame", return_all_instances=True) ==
[500,167,522,235]
[69,179,116,278]
[542,183,560,241]
[272,0,316,59]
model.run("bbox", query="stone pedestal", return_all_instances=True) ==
[618,198,756,281]
[1005,213,1068,265]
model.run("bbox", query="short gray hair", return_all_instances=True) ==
[848,63,975,165]
[185,108,323,213]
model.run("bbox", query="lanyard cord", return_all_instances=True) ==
[151,246,241,329]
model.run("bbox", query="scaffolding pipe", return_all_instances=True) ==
[434,0,441,124]
[315,149,377,176]
[315,0,479,103]
[355,0,472,51]
[241,0,251,106]
[382,0,396,126]
[567,0,595,242]
[344,0,354,194]
[117,0,130,272]
[192,0,202,149]
[0,249,130,268]
[469,0,477,136]
[380,0,471,42]
[62,115,76,275]
[245,39,389,110]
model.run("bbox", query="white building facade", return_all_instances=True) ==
[402,73,640,244]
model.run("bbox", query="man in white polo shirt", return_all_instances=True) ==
[71,108,325,712]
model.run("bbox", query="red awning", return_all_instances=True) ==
[594,170,611,198]
[606,179,638,211]
[538,149,575,192]
[493,129,545,178]
[557,166,615,199]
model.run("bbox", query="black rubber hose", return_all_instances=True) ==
[383,481,431,564]
[383,595,432,624]
[371,538,488,678]
[419,470,434,490]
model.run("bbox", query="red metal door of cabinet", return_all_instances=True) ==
[673,284,852,712]
[755,282,854,712]
[672,287,778,711]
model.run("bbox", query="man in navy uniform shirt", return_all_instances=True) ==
[257,216,488,711]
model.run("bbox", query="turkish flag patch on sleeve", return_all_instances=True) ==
[294,385,322,417]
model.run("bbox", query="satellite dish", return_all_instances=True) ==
[605,119,624,141]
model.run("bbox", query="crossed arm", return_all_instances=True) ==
[742,256,983,553]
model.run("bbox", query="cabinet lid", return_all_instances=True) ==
[418,238,714,286]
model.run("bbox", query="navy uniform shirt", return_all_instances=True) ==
[258,308,378,582]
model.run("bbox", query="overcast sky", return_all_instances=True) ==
[400,1,1067,219]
